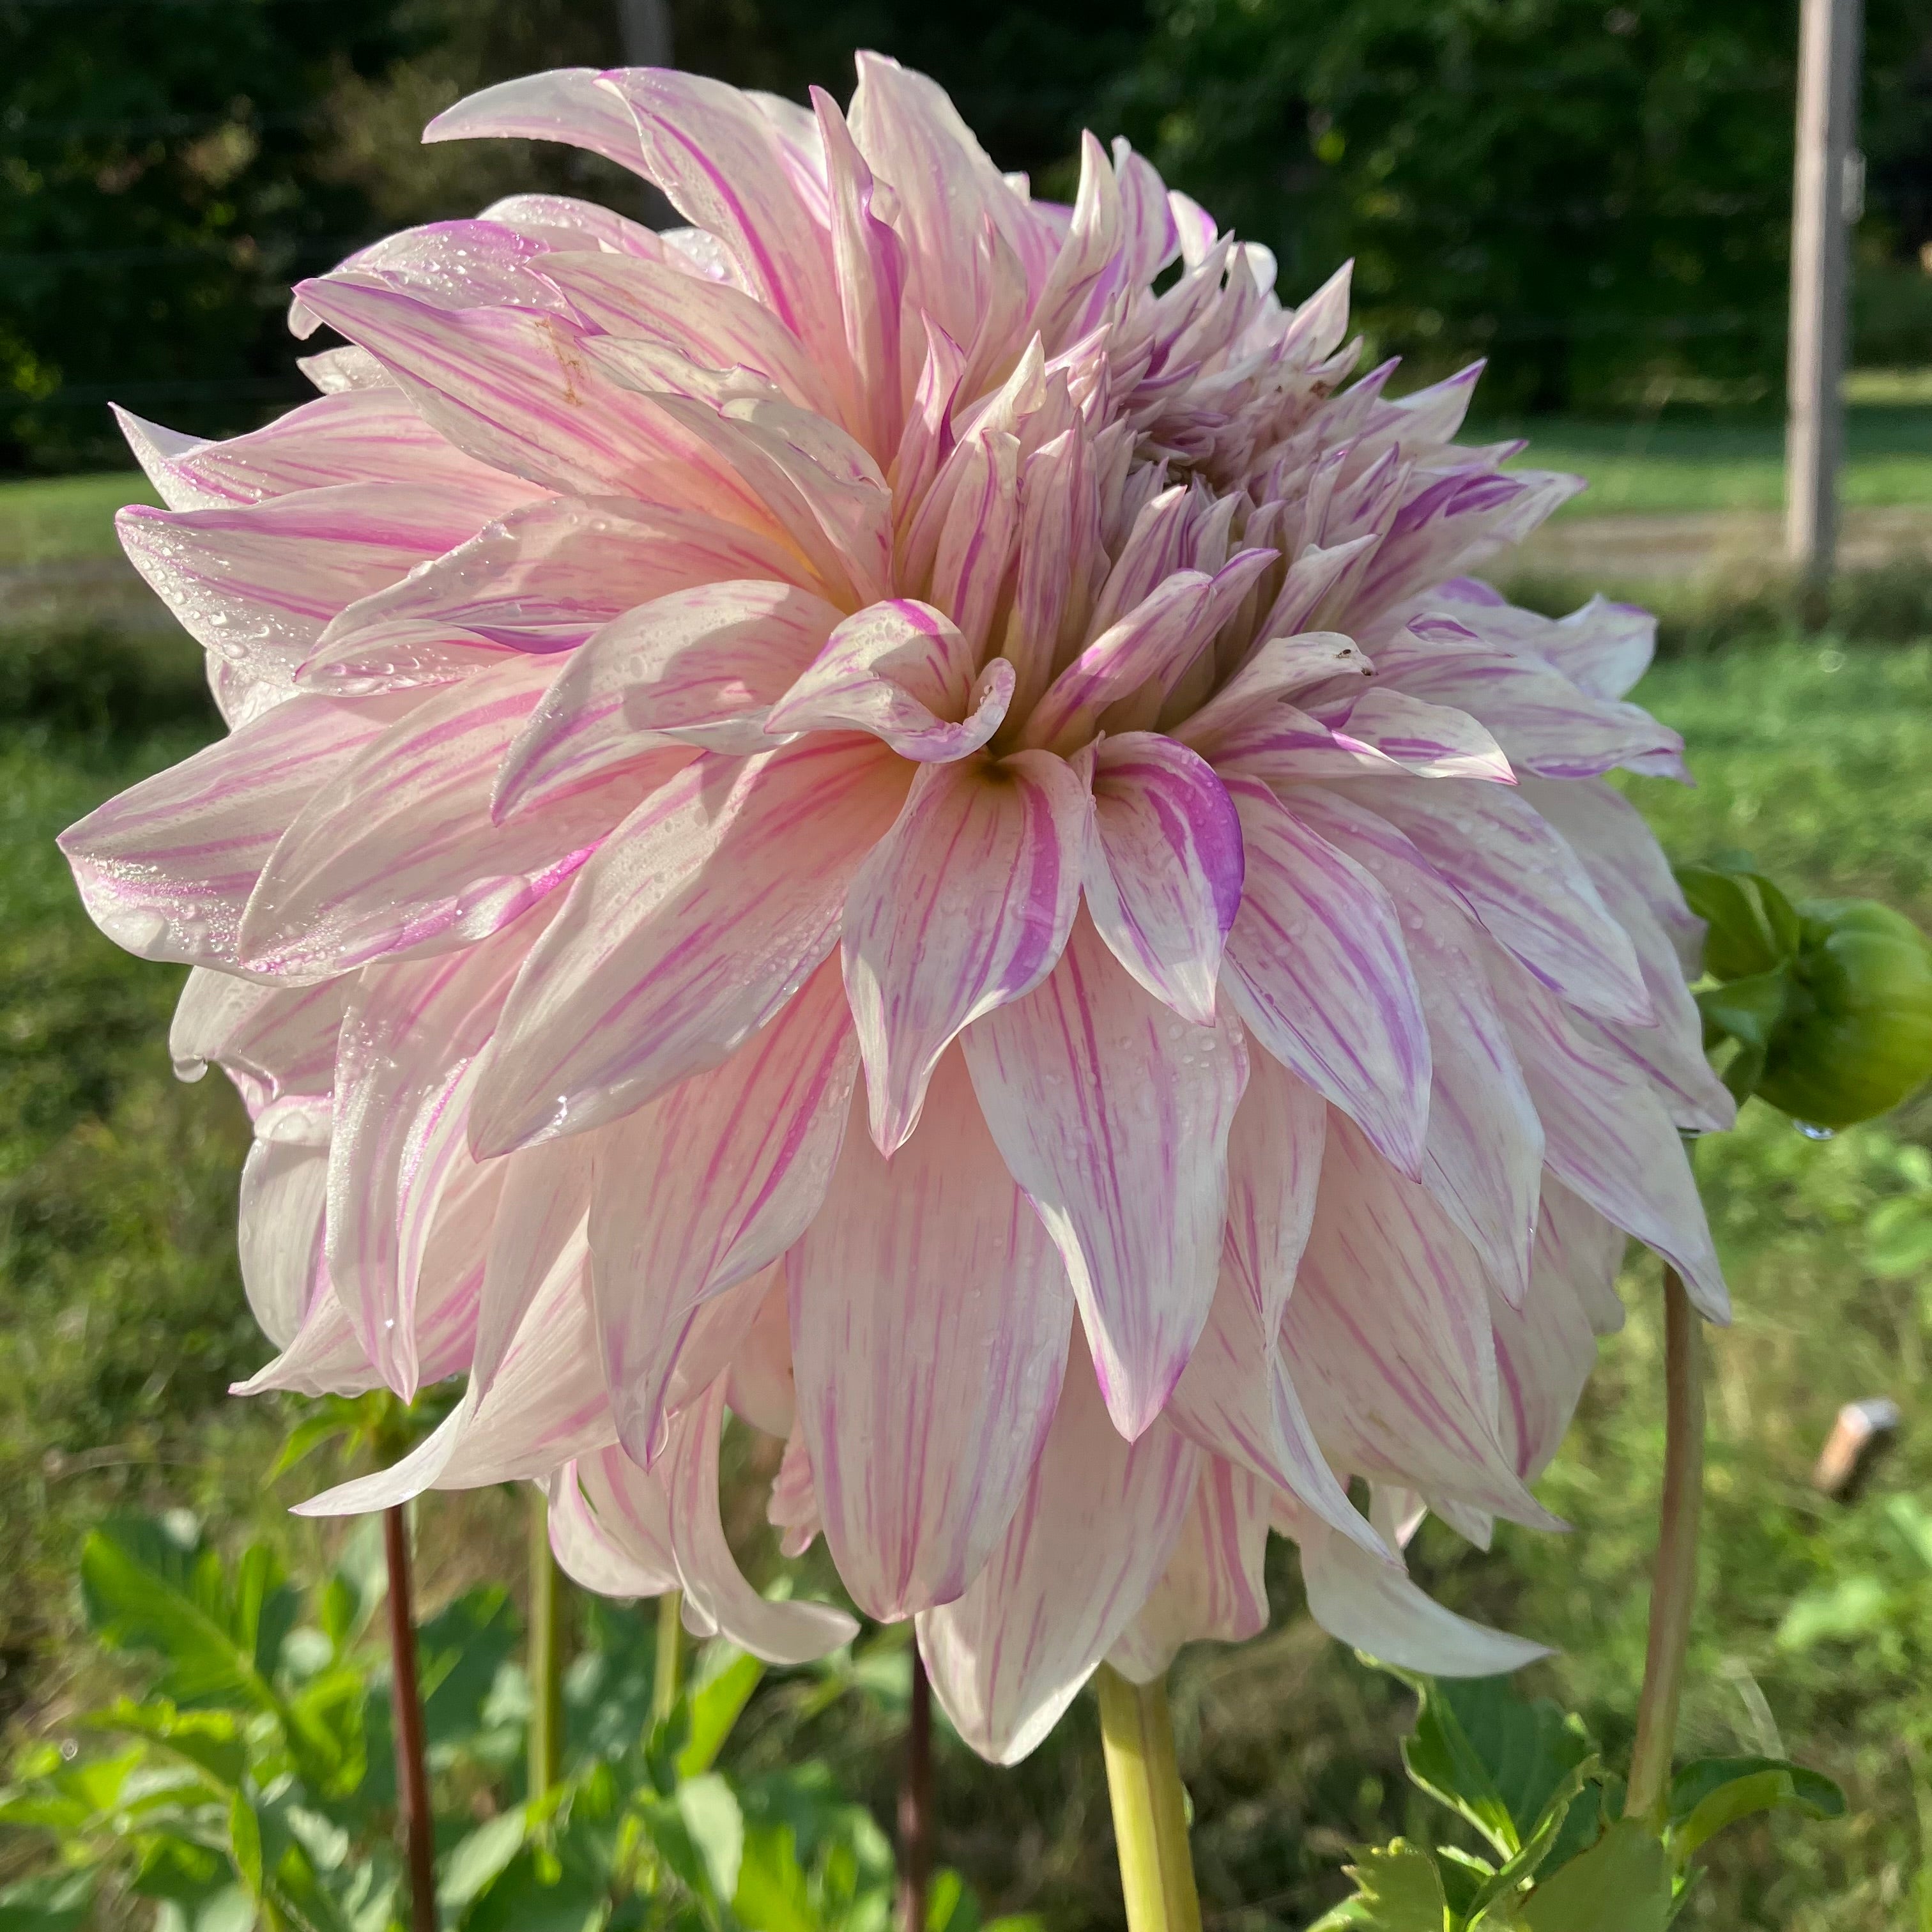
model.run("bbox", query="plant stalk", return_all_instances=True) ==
[1627,1266,1706,1823]
[654,1588,686,1726]
[528,1487,565,1797]
[381,1503,438,1932]
[1096,1665,1202,1932]
[897,1641,934,1932]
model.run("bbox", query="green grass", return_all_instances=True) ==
[0,471,162,569]
[2,631,1931,1927]
[1487,402,1932,517]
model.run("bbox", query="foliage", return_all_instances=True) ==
[1110,0,1932,410]
[0,0,429,471]
[0,1515,970,1932]
[1309,1671,1843,1930]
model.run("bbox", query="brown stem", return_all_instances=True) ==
[383,1503,438,1932]
[1626,1267,1706,1823]
[896,1640,933,1932]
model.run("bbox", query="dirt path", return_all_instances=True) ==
[1515,503,1932,583]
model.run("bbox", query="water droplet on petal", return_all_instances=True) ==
[1794,1120,1835,1141]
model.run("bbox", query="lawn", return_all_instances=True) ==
[1,613,1930,1927]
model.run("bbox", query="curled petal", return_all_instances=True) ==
[765,598,1014,760]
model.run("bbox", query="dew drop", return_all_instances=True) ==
[1793,1120,1835,1141]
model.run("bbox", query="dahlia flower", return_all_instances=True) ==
[61,57,1733,1764]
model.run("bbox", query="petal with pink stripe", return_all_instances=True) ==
[473,736,910,1156]
[843,749,1087,1154]
[1218,778,1430,1179]
[916,1348,1200,1765]
[789,1051,1073,1620]
[965,916,1246,1439]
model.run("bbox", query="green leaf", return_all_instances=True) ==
[678,1772,747,1904]
[1465,1752,1603,1921]
[1695,969,1797,1052]
[1381,1671,1594,1862]
[1864,1195,1932,1277]
[0,1871,96,1932]
[678,1648,765,1777]
[440,1809,531,1911]
[1308,1842,1449,1930]
[1675,866,1787,980]
[80,1519,292,1713]
[735,1823,817,1932]
[1774,1573,1894,1651]
[91,1699,247,1791]
[1518,1821,1672,1932]
[461,1851,606,1932]
[1665,1756,1845,1861]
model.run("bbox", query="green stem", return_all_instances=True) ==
[1627,1266,1706,1823]
[654,1589,686,1726]
[528,1487,565,1797]
[1096,1666,1202,1932]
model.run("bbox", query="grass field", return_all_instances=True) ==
[2,604,1931,1924]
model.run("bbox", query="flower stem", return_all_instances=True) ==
[381,1503,437,1932]
[1627,1266,1706,1823]
[528,1487,565,1796]
[897,1642,934,1932]
[1096,1666,1202,1932]
[654,1589,686,1726]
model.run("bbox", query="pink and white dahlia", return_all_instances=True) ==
[62,58,1733,1763]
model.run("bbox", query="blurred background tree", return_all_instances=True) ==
[1,0,1930,445]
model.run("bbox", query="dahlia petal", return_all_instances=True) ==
[764,597,1013,760]
[504,581,841,788]
[1000,429,1087,719]
[662,1379,859,1664]
[724,1275,796,1438]
[1031,132,1126,351]
[589,960,857,1459]
[549,1450,680,1599]
[790,1052,1073,1619]
[965,916,1246,1437]
[296,1244,608,1514]
[305,496,816,692]
[1381,624,1681,779]
[480,191,668,258]
[1280,1496,1551,1676]
[324,920,532,1390]
[1219,779,1430,1179]
[1496,963,1728,1322]
[425,68,660,180]
[658,1266,778,1431]
[288,277,772,516]
[473,1137,592,1394]
[233,1285,379,1400]
[768,1426,822,1557]
[1174,630,1371,754]
[291,219,567,333]
[116,483,521,677]
[1429,582,1657,703]
[1325,688,1515,783]
[1105,1459,1269,1683]
[474,737,909,1156]
[537,250,841,420]
[240,656,634,978]
[58,694,405,970]
[811,89,908,461]
[847,54,1034,381]
[116,388,525,507]
[170,971,344,1116]
[1536,1179,1629,1337]
[237,1139,328,1349]
[1285,1115,1558,1527]
[926,429,1022,653]
[1082,732,1243,1024]
[916,1349,1200,1765]
[1347,776,1652,1026]
[1291,789,1542,1305]
[598,69,843,370]
[1521,778,1733,1133]
[1491,1223,1600,1484]
[843,749,1089,1154]
[1110,139,1180,284]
